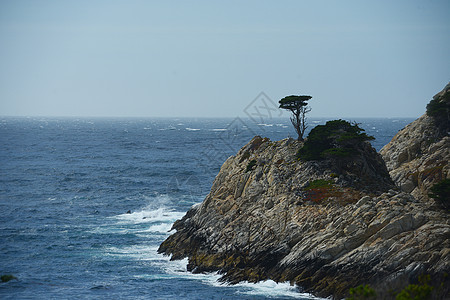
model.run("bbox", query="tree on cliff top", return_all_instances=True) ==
[297,119,374,161]
[279,95,312,141]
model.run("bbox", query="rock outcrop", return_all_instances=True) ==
[380,83,450,202]
[159,132,450,298]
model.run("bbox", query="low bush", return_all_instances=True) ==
[305,179,333,189]
[428,178,450,210]
[395,275,434,300]
[303,179,342,203]
[347,274,446,300]
[426,91,449,136]
[297,120,374,161]
[347,284,376,299]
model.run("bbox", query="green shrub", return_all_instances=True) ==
[240,150,250,162]
[303,179,343,203]
[297,119,374,161]
[426,92,449,135]
[396,275,434,300]
[396,284,433,300]
[347,284,376,299]
[322,147,354,158]
[246,160,257,172]
[428,178,450,210]
[305,179,333,190]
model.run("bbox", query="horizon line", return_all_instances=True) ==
[0,114,422,120]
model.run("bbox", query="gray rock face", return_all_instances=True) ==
[159,136,450,298]
[380,84,450,201]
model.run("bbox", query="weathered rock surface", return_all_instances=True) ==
[380,84,450,201]
[159,134,450,298]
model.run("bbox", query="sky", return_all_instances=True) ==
[0,0,449,118]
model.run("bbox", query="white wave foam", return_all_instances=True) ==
[114,207,185,225]
[137,223,174,234]
[211,128,227,131]
[158,126,177,131]
[103,193,322,298]
[105,245,189,277]
[186,128,201,131]
[112,193,185,225]
[104,238,322,299]
[163,258,219,282]
[235,280,321,299]
[162,257,321,299]
[105,245,170,262]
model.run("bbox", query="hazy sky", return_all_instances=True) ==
[0,0,449,118]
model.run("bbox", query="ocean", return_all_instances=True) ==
[0,116,414,299]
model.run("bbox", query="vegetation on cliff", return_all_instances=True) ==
[295,119,392,194]
[381,83,449,204]
[297,119,374,161]
[278,95,312,141]
[347,274,444,300]
[426,82,450,137]
[428,178,450,210]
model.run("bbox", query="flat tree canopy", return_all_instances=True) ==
[279,95,312,141]
[279,95,312,109]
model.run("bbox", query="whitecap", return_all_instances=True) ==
[104,245,169,262]
[137,223,174,234]
[161,256,322,299]
[113,207,185,225]
[235,280,321,299]
[185,270,320,299]
[211,129,227,131]
[158,126,177,131]
[163,258,218,282]
[186,128,201,131]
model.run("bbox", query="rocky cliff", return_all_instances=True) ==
[380,83,450,203]
[159,127,450,298]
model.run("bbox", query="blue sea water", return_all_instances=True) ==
[0,116,414,299]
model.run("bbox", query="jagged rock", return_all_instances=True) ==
[159,134,450,298]
[380,83,450,202]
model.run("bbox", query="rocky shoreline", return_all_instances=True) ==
[158,85,449,299]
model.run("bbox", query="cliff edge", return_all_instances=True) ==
[159,85,450,298]
[380,83,450,203]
